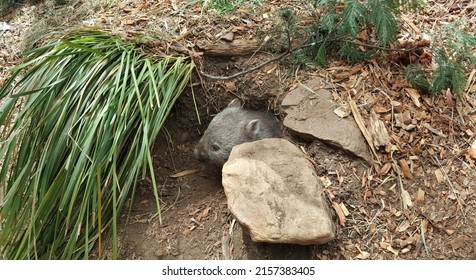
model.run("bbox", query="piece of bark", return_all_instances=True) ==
[369,109,391,152]
[349,100,379,161]
[196,39,261,56]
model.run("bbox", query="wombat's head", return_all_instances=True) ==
[194,99,270,167]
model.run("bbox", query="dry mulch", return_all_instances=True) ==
[1,0,475,259]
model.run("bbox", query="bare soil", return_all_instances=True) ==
[1,0,475,260]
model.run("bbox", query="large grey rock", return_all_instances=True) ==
[222,138,335,245]
[282,80,371,161]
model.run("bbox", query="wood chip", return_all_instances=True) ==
[434,169,445,183]
[445,229,455,235]
[372,104,390,113]
[449,236,467,251]
[221,32,234,42]
[401,248,411,254]
[404,88,421,107]
[417,188,425,204]
[399,159,414,179]
[391,100,403,112]
[339,202,350,216]
[421,122,447,138]
[380,241,390,249]
[369,110,391,152]
[401,15,421,34]
[369,223,376,235]
[401,189,413,209]
[397,236,417,247]
[421,219,429,234]
[196,206,211,221]
[378,162,392,175]
[396,220,410,232]
[467,139,476,159]
[387,245,400,255]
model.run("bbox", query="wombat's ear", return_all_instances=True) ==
[227,98,242,108]
[245,119,260,136]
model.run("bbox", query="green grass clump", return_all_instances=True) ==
[205,0,263,12]
[0,29,194,259]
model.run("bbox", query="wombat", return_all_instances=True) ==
[194,99,283,167]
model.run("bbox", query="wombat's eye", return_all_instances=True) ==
[210,144,220,151]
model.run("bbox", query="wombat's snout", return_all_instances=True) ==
[193,144,208,162]
[193,98,282,168]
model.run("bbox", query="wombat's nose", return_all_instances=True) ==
[193,146,207,162]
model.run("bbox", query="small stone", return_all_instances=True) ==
[221,32,234,42]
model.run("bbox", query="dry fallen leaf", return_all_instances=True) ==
[372,104,390,113]
[444,88,455,108]
[396,220,410,232]
[332,202,346,226]
[170,169,199,178]
[449,236,467,251]
[196,206,211,221]
[223,81,237,91]
[355,251,370,260]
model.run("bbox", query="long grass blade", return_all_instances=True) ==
[0,29,194,259]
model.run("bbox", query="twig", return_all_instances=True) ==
[349,99,380,162]
[390,151,413,210]
[200,32,421,80]
[421,122,447,138]
[420,220,431,258]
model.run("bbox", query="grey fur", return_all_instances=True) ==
[194,99,283,167]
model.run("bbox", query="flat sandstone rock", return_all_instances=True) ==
[282,80,371,161]
[222,138,335,245]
